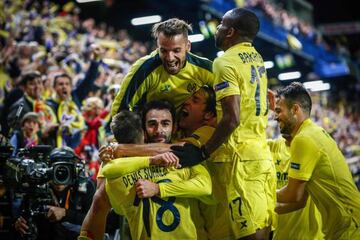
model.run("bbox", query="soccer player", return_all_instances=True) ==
[103,109,213,239]
[111,17,214,114]
[268,136,323,240]
[80,17,214,239]
[174,8,275,239]
[275,82,360,239]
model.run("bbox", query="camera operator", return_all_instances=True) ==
[13,147,96,240]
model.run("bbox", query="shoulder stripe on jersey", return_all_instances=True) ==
[119,53,162,112]
[186,53,212,72]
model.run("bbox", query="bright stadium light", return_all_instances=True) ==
[278,71,301,81]
[304,80,330,92]
[217,51,224,57]
[303,80,324,89]
[188,34,205,43]
[131,15,162,26]
[264,61,274,69]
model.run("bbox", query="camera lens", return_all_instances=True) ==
[53,165,71,185]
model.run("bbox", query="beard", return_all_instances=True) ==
[215,34,224,49]
[279,116,296,137]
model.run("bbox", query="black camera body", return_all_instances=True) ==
[5,145,85,187]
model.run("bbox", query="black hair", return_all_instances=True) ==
[276,82,312,116]
[19,71,41,86]
[201,85,216,116]
[111,110,143,143]
[53,73,72,87]
[141,100,176,130]
[229,8,260,40]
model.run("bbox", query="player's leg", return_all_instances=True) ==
[227,158,275,240]
[79,177,111,240]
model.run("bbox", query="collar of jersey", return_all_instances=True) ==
[226,42,252,52]
[295,118,312,136]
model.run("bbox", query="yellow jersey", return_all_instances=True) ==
[212,42,270,162]
[268,138,323,240]
[103,156,212,239]
[111,50,214,115]
[289,119,360,239]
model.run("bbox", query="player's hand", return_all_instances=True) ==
[149,152,181,168]
[170,143,204,167]
[47,205,66,222]
[135,179,160,198]
[99,145,114,164]
[268,89,277,111]
[14,216,29,236]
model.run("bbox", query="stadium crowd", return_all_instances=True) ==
[1,0,359,240]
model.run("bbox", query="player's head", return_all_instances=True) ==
[111,110,144,144]
[142,100,176,144]
[215,8,259,50]
[152,18,192,75]
[179,85,217,136]
[275,82,312,137]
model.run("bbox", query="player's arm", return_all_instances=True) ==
[111,53,158,114]
[205,94,240,154]
[135,164,213,201]
[276,177,308,212]
[159,164,212,198]
[113,143,181,158]
[102,152,180,178]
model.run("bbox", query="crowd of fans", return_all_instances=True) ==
[0,0,152,182]
[0,0,359,186]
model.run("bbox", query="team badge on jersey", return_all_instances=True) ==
[214,81,229,91]
[160,84,171,93]
[290,162,301,170]
[186,83,197,93]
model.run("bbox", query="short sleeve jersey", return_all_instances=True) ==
[111,50,214,115]
[268,138,323,240]
[289,119,360,238]
[104,157,211,239]
[212,42,270,162]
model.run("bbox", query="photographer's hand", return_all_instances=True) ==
[14,216,29,236]
[47,205,66,222]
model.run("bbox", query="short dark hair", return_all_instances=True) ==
[53,73,72,87]
[276,82,312,116]
[19,71,41,86]
[201,85,216,116]
[111,110,143,144]
[229,8,260,40]
[152,18,192,40]
[141,100,176,130]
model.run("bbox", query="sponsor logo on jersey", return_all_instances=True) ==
[160,84,171,93]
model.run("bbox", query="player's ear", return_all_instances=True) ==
[227,27,236,38]
[186,40,191,52]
